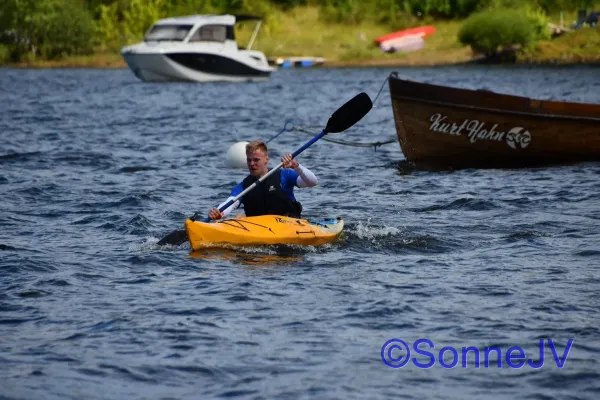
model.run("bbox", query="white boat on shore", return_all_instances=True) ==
[121,14,275,83]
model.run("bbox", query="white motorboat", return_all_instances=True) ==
[120,14,276,83]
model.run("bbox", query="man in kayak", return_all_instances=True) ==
[207,140,318,220]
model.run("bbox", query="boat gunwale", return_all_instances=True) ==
[388,74,600,122]
[389,93,600,122]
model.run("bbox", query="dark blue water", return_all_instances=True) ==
[1,64,600,399]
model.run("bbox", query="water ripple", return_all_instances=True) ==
[0,66,599,400]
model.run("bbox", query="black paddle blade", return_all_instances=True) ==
[157,229,187,246]
[324,92,373,134]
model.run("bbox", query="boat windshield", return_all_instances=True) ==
[144,24,193,41]
[189,25,228,42]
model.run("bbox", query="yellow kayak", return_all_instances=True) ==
[185,215,343,250]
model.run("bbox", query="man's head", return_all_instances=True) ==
[246,140,269,177]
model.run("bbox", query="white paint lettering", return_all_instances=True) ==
[427,114,532,149]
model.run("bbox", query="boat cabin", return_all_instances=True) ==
[142,14,263,51]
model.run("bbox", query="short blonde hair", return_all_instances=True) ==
[246,140,268,154]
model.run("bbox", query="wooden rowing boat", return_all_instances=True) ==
[388,72,600,169]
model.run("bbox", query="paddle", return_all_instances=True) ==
[157,92,373,246]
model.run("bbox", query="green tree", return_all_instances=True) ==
[122,0,166,43]
[95,2,121,51]
[0,0,95,60]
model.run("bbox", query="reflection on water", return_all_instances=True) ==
[189,247,305,266]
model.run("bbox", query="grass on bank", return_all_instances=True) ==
[520,24,600,63]
[10,52,125,68]
[247,7,472,66]
[6,6,600,68]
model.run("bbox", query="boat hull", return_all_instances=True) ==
[185,215,344,250]
[389,73,600,169]
[121,51,273,83]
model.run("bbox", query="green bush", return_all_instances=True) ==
[524,5,552,40]
[458,9,535,56]
[486,2,551,41]
[317,0,488,23]
[317,0,365,24]
[536,0,600,13]
[402,0,489,19]
[0,45,12,63]
[270,0,307,9]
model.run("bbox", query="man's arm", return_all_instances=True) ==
[208,183,243,220]
[281,153,318,188]
[294,164,318,188]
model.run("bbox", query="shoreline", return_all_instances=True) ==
[3,23,598,70]
[2,5,598,70]
[5,55,600,69]
[3,16,599,70]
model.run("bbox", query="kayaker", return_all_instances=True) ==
[208,140,318,220]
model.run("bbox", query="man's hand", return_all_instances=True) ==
[281,153,299,169]
[208,208,222,220]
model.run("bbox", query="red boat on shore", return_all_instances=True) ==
[375,25,436,45]
[375,25,436,53]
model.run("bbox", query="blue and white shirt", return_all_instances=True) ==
[217,164,317,218]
